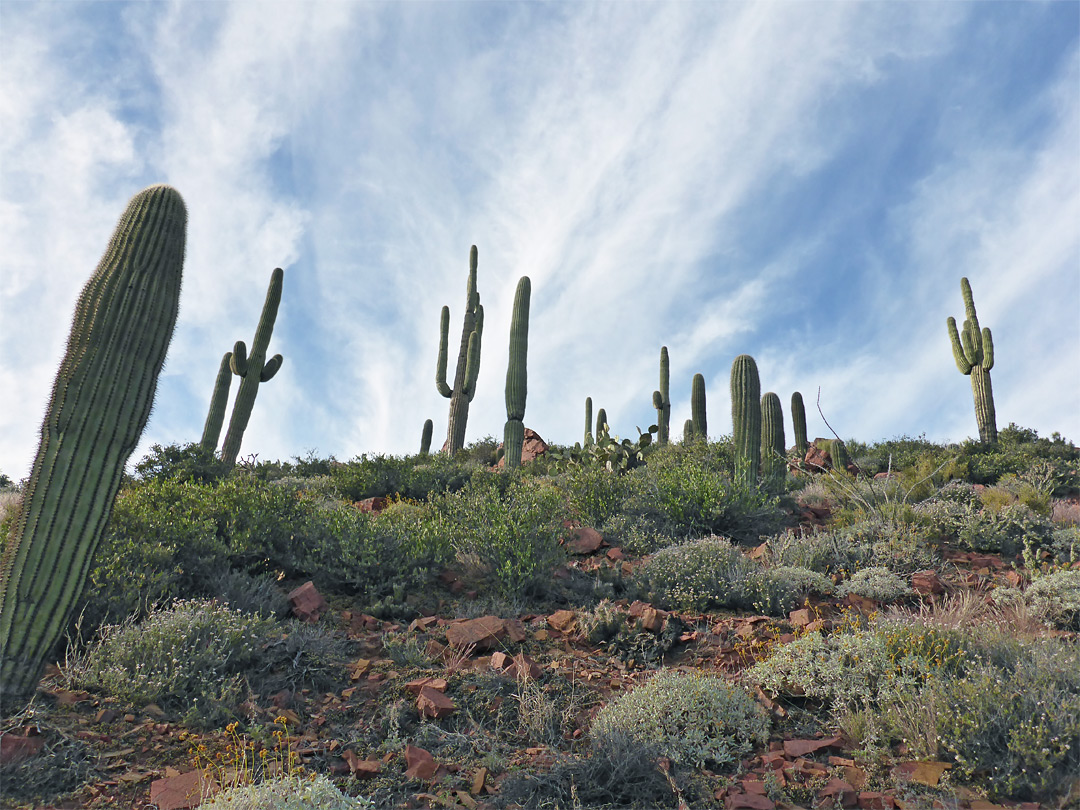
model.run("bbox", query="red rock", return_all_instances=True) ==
[1005,569,1025,587]
[638,606,666,632]
[911,570,945,595]
[355,496,390,513]
[506,619,529,643]
[788,608,812,627]
[0,732,44,765]
[567,527,604,554]
[417,686,456,719]
[805,442,832,470]
[892,761,951,787]
[874,472,897,480]
[495,428,549,467]
[547,610,577,633]
[818,777,858,807]
[288,580,328,623]
[446,616,508,651]
[149,771,218,810]
[725,792,776,809]
[404,745,438,780]
[783,736,842,757]
[856,792,894,810]
[405,677,448,695]
[353,759,381,778]
[606,546,625,561]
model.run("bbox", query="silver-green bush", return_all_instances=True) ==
[200,774,372,809]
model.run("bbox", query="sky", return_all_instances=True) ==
[1,1,1078,480]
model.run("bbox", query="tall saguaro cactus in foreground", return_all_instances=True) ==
[652,347,671,446]
[790,391,808,459]
[200,351,233,451]
[761,392,786,487]
[691,373,707,439]
[0,185,185,713]
[503,277,531,469]
[731,355,761,487]
[947,277,997,444]
[220,268,284,468]
[437,246,484,455]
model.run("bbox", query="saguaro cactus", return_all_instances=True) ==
[596,408,609,438]
[436,246,483,455]
[652,347,671,446]
[200,351,233,451]
[761,392,786,488]
[584,397,594,447]
[420,419,433,456]
[947,277,997,444]
[503,277,531,469]
[790,391,808,459]
[683,419,694,444]
[691,373,707,439]
[830,439,851,473]
[0,185,185,712]
[731,355,761,487]
[220,268,284,468]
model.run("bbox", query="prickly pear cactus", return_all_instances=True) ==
[0,185,185,713]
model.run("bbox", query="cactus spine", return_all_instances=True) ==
[436,246,483,455]
[947,277,997,444]
[760,392,786,487]
[652,347,671,446]
[503,277,531,469]
[584,397,594,447]
[420,419,433,456]
[596,408,609,438]
[731,355,761,487]
[790,391,808,459]
[691,373,707,439]
[200,351,233,451]
[219,268,284,468]
[0,185,185,712]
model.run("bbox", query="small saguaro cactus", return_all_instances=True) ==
[436,246,484,455]
[652,347,671,446]
[420,419,433,456]
[200,351,233,451]
[790,391,808,459]
[947,277,997,444]
[0,185,185,713]
[731,355,761,488]
[503,276,531,469]
[691,373,707,439]
[220,268,285,469]
[761,392,786,487]
[683,419,694,444]
[596,408,609,438]
[584,397,594,447]
[830,438,851,472]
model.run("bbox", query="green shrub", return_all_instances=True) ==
[836,567,913,603]
[761,517,937,576]
[590,669,769,770]
[133,442,229,484]
[434,471,569,598]
[200,774,372,809]
[1024,570,1080,631]
[63,599,275,727]
[634,536,797,615]
[768,566,835,598]
[957,502,1055,556]
[559,464,631,528]
[935,642,1080,801]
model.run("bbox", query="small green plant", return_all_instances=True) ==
[591,669,770,770]
[836,567,913,603]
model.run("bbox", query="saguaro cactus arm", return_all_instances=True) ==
[200,351,234,451]
[0,184,185,713]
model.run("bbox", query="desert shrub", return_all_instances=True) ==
[1024,570,1080,631]
[329,454,412,500]
[761,517,937,576]
[132,442,229,484]
[836,567,913,603]
[591,669,769,770]
[433,471,569,598]
[251,620,355,696]
[63,599,275,728]
[496,730,681,809]
[634,535,797,615]
[957,502,1055,556]
[0,727,97,806]
[205,568,291,619]
[863,434,944,472]
[559,464,631,528]
[934,641,1080,801]
[768,566,835,598]
[199,774,372,809]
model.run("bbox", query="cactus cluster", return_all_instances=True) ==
[652,347,671,446]
[731,355,761,488]
[0,185,185,712]
[503,277,531,469]
[219,268,285,469]
[436,246,484,455]
[947,277,997,444]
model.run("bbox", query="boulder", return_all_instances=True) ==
[495,428,548,467]
[288,581,328,623]
[445,616,508,651]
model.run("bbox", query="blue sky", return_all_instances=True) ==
[1,1,1078,479]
